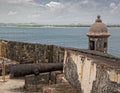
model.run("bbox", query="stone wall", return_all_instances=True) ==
[0,40,65,64]
[0,40,120,93]
[64,50,120,93]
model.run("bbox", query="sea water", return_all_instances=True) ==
[0,27,119,57]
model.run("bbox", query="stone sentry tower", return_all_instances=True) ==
[87,15,110,53]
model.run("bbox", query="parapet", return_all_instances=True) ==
[0,40,119,93]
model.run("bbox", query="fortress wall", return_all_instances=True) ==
[0,40,65,63]
[0,40,119,65]
[0,40,120,93]
[63,50,120,93]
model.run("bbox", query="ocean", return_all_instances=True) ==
[0,27,120,57]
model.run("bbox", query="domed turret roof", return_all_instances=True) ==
[87,15,110,37]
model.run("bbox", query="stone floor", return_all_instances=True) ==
[0,76,25,93]
[0,76,79,93]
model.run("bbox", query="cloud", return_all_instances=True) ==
[109,2,120,13]
[45,1,64,8]
[7,0,38,6]
[0,0,120,24]
[8,0,33,3]
[81,0,89,4]
[110,2,116,8]
[8,11,17,15]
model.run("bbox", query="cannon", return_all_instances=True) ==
[10,63,63,77]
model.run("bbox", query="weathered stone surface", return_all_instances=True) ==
[25,73,50,92]
[24,71,66,92]
[64,50,120,93]
[42,83,79,93]
[52,45,65,63]
[35,44,49,63]
[50,71,67,84]
[3,41,65,64]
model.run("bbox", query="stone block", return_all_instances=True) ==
[50,71,67,84]
[25,73,50,92]
[42,83,79,93]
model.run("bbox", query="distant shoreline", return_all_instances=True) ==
[0,23,120,28]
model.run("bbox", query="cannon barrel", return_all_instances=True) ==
[10,63,63,77]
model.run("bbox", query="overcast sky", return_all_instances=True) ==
[0,0,120,25]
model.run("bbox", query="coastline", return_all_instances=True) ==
[0,25,120,28]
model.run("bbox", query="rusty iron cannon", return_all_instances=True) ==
[10,63,63,77]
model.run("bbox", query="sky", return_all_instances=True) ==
[0,0,120,25]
